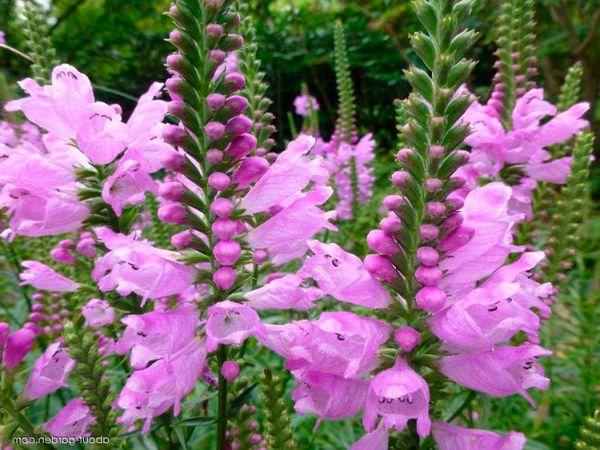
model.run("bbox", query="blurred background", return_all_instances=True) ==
[0,1,599,448]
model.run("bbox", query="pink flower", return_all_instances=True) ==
[259,312,392,379]
[363,358,431,437]
[24,342,76,400]
[299,240,392,309]
[82,299,115,328]
[244,274,323,311]
[292,371,368,424]
[247,187,337,265]
[431,421,526,449]
[2,327,36,370]
[102,159,157,216]
[92,227,196,303]
[205,300,265,352]
[76,101,127,164]
[115,305,198,370]
[240,134,318,214]
[116,341,205,433]
[439,345,551,407]
[350,424,389,450]
[294,94,320,116]
[43,398,96,437]
[20,261,78,292]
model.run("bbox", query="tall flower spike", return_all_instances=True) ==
[542,131,594,291]
[492,0,537,127]
[237,1,276,153]
[23,2,59,83]
[259,369,298,450]
[376,0,477,300]
[552,62,584,158]
[575,409,600,450]
[333,20,357,146]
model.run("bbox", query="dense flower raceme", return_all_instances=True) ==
[1,64,177,238]
[458,88,589,217]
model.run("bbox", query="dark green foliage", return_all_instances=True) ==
[63,316,120,439]
[576,410,600,450]
[259,369,297,450]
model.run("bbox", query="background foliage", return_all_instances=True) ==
[0,0,598,449]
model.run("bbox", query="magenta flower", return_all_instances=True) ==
[92,227,195,303]
[363,358,431,437]
[115,305,198,369]
[244,274,324,311]
[116,341,205,433]
[351,425,388,450]
[82,299,115,328]
[205,300,265,352]
[431,421,526,449]
[2,327,36,370]
[247,186,337,265]
[291,371,367,424]
[240,135,319,214]
[43,398,95,437]
[439,345,551,406]
[102,159,157,216]
[20,261,78,292]
[294,94,320,117]
[24,342,76,400]
[299,240,392,309]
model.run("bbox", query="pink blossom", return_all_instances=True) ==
[439,345,551,407]
[294,94,320,116]
[92,227,196,303]
[292,371,368,424]
[244,274,323,311]
[115,305,198,370]
[20,261,78,292]
[43,398,95,437]
[240,134,319,214]
[2,327,36,370]
[102,159,157,216]
[431,421,526,449]
[116,341,205,433]
[82,299,115,328]
[350,424,389,450]
[24,342,76,400]
[247,187,337,265]
[363,358,431,437]
[205,300,265,352]
[299,240,392,309]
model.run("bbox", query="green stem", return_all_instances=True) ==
[216,345,229,450]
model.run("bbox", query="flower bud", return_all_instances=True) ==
[209,49,227,65]
[225,95,249,114]
[206,93,226,110]
[425,178,442,192]
[206,149,223,165]
[162,125,186,145]
[426,201,445,218]
[208,172,230,191]
[383,195,405,211]
[213,267,237,290]
[221,360,240,382]
[391,171,411,188]
[163,152,188,172]
[396,148,412,162]
[415,286,446,313]
[4,328,35,370]
[395,326,420,352]
[231,157,269,189]
[206,24,224,38]
[166,53,183,71]
[210,198,234,218]
[226,115,253,135]
[212,219,239,240]
[364,254,398,282]
[429,145,445,158]
[419,224,439,241]
[59,239,74,249]
[158,203,188,224]
[226,134,257,160]
[205,121,225,141]
[224,73,245,92]
[167,101,186,116]
[380,213,402,235]
[253,249,268,264]
[415,265,442,286]
[416,246,439,267]
[214,240,241,266]
[50,247,76,265]
[169,29,182,44]
[171,230,193,248]
[366,230,399,256]
[159,182,186,202]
